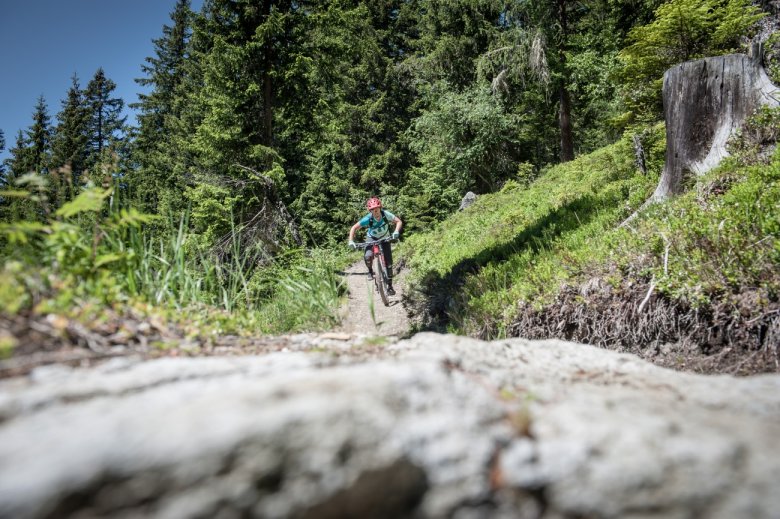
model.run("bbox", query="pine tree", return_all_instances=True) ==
[84,68,126,176]
[193,0,281,175]
[289,0,421,242]
[131,0,193,214]
[0,129,6,182]
[403,0,504,89]
[0,129,7,223]
[51,75,90,204]
[3,131,37,221]
[27,96,52,176]
[5,131,32,178]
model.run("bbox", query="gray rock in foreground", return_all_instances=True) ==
[0,333,779,518]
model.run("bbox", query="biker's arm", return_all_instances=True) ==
[393,216,402,234]
[348,222,361,241]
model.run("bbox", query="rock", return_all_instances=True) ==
[459,192,477,211]
[0,333,778,518]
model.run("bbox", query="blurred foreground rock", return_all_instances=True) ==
[0,333,779,518]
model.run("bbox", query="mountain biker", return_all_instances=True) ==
[348,196,402,296]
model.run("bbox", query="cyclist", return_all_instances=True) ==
[348,196,403,295]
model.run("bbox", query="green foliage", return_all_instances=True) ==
[0,170,346,335]
[0,261,33,314]
[0,129,5,179]
[406,0,504,89]
[402,125,665,336]
[250,248,347,333]
[51,75,90,204]
[399,85,523,226]
[55,187,112,218]
[84,68,126,168]
[404,108,780,338]
[616,150,780,306]
[184,182,240,251]
[764,31,780,85]
[4,0,774,343]
[727,106,780,160]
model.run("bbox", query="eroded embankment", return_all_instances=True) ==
[509,276,780,375]
[408,270,780,376]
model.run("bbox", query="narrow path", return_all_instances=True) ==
[335,260,411,337]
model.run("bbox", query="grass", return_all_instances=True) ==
[617,153,780,307]
[0,184,351,339]
[401,126,664,336]
[402,114,780,340]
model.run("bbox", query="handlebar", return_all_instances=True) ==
[351,236,398,250]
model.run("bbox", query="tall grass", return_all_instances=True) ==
[253,257,346,333]
[0,180,346,335]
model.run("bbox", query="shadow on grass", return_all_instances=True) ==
[415,193,606,332]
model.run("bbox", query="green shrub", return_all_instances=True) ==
[0,177,348,335]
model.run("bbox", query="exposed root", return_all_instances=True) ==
[508,278,780,376]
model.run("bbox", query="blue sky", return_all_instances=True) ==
[0,0,203,162]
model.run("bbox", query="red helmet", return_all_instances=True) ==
[366,197,382,210]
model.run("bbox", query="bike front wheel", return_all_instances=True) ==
[374,255,389,306]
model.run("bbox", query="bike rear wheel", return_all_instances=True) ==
[374,255,389,306]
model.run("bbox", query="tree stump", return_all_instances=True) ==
[651,53,779,201]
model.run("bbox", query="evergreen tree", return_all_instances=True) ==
[403,0,504,89]
[399,85,523,225]
[275,1,421,243]
[2,131,38,221]
[0,129,7,223]
[5,131,31,178]
[192,0,284,175]
[619,0,765,122]
[0,129,6,182]
[122,0,718,241]
[183,0,301,250]
[131,0,193,214]
[27,96,52,176]
[51,75,90,204]
[84,68,126,176]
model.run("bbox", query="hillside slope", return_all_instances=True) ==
[402,118,780,375]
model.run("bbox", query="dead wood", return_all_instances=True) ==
[623,53,779,226]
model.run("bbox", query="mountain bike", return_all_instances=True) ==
[354,236,398,306]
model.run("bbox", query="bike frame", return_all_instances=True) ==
[355,236,397,306]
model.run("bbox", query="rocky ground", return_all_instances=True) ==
[1,264,780,518]
[1,333,779,518]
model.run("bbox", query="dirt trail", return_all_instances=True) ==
[336,260,411,337]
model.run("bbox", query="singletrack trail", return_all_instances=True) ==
[336,260,411,337]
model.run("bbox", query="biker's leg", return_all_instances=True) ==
[364,247,375,279]
[382,241,395,294]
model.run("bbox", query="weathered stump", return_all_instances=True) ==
[651,53,779,201]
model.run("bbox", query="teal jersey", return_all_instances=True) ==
[359,210,396,238]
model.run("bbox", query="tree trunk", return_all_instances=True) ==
[262,0,273,153]
[559,85,574,162]
[651,53,779,201]
[557,0,575,163]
